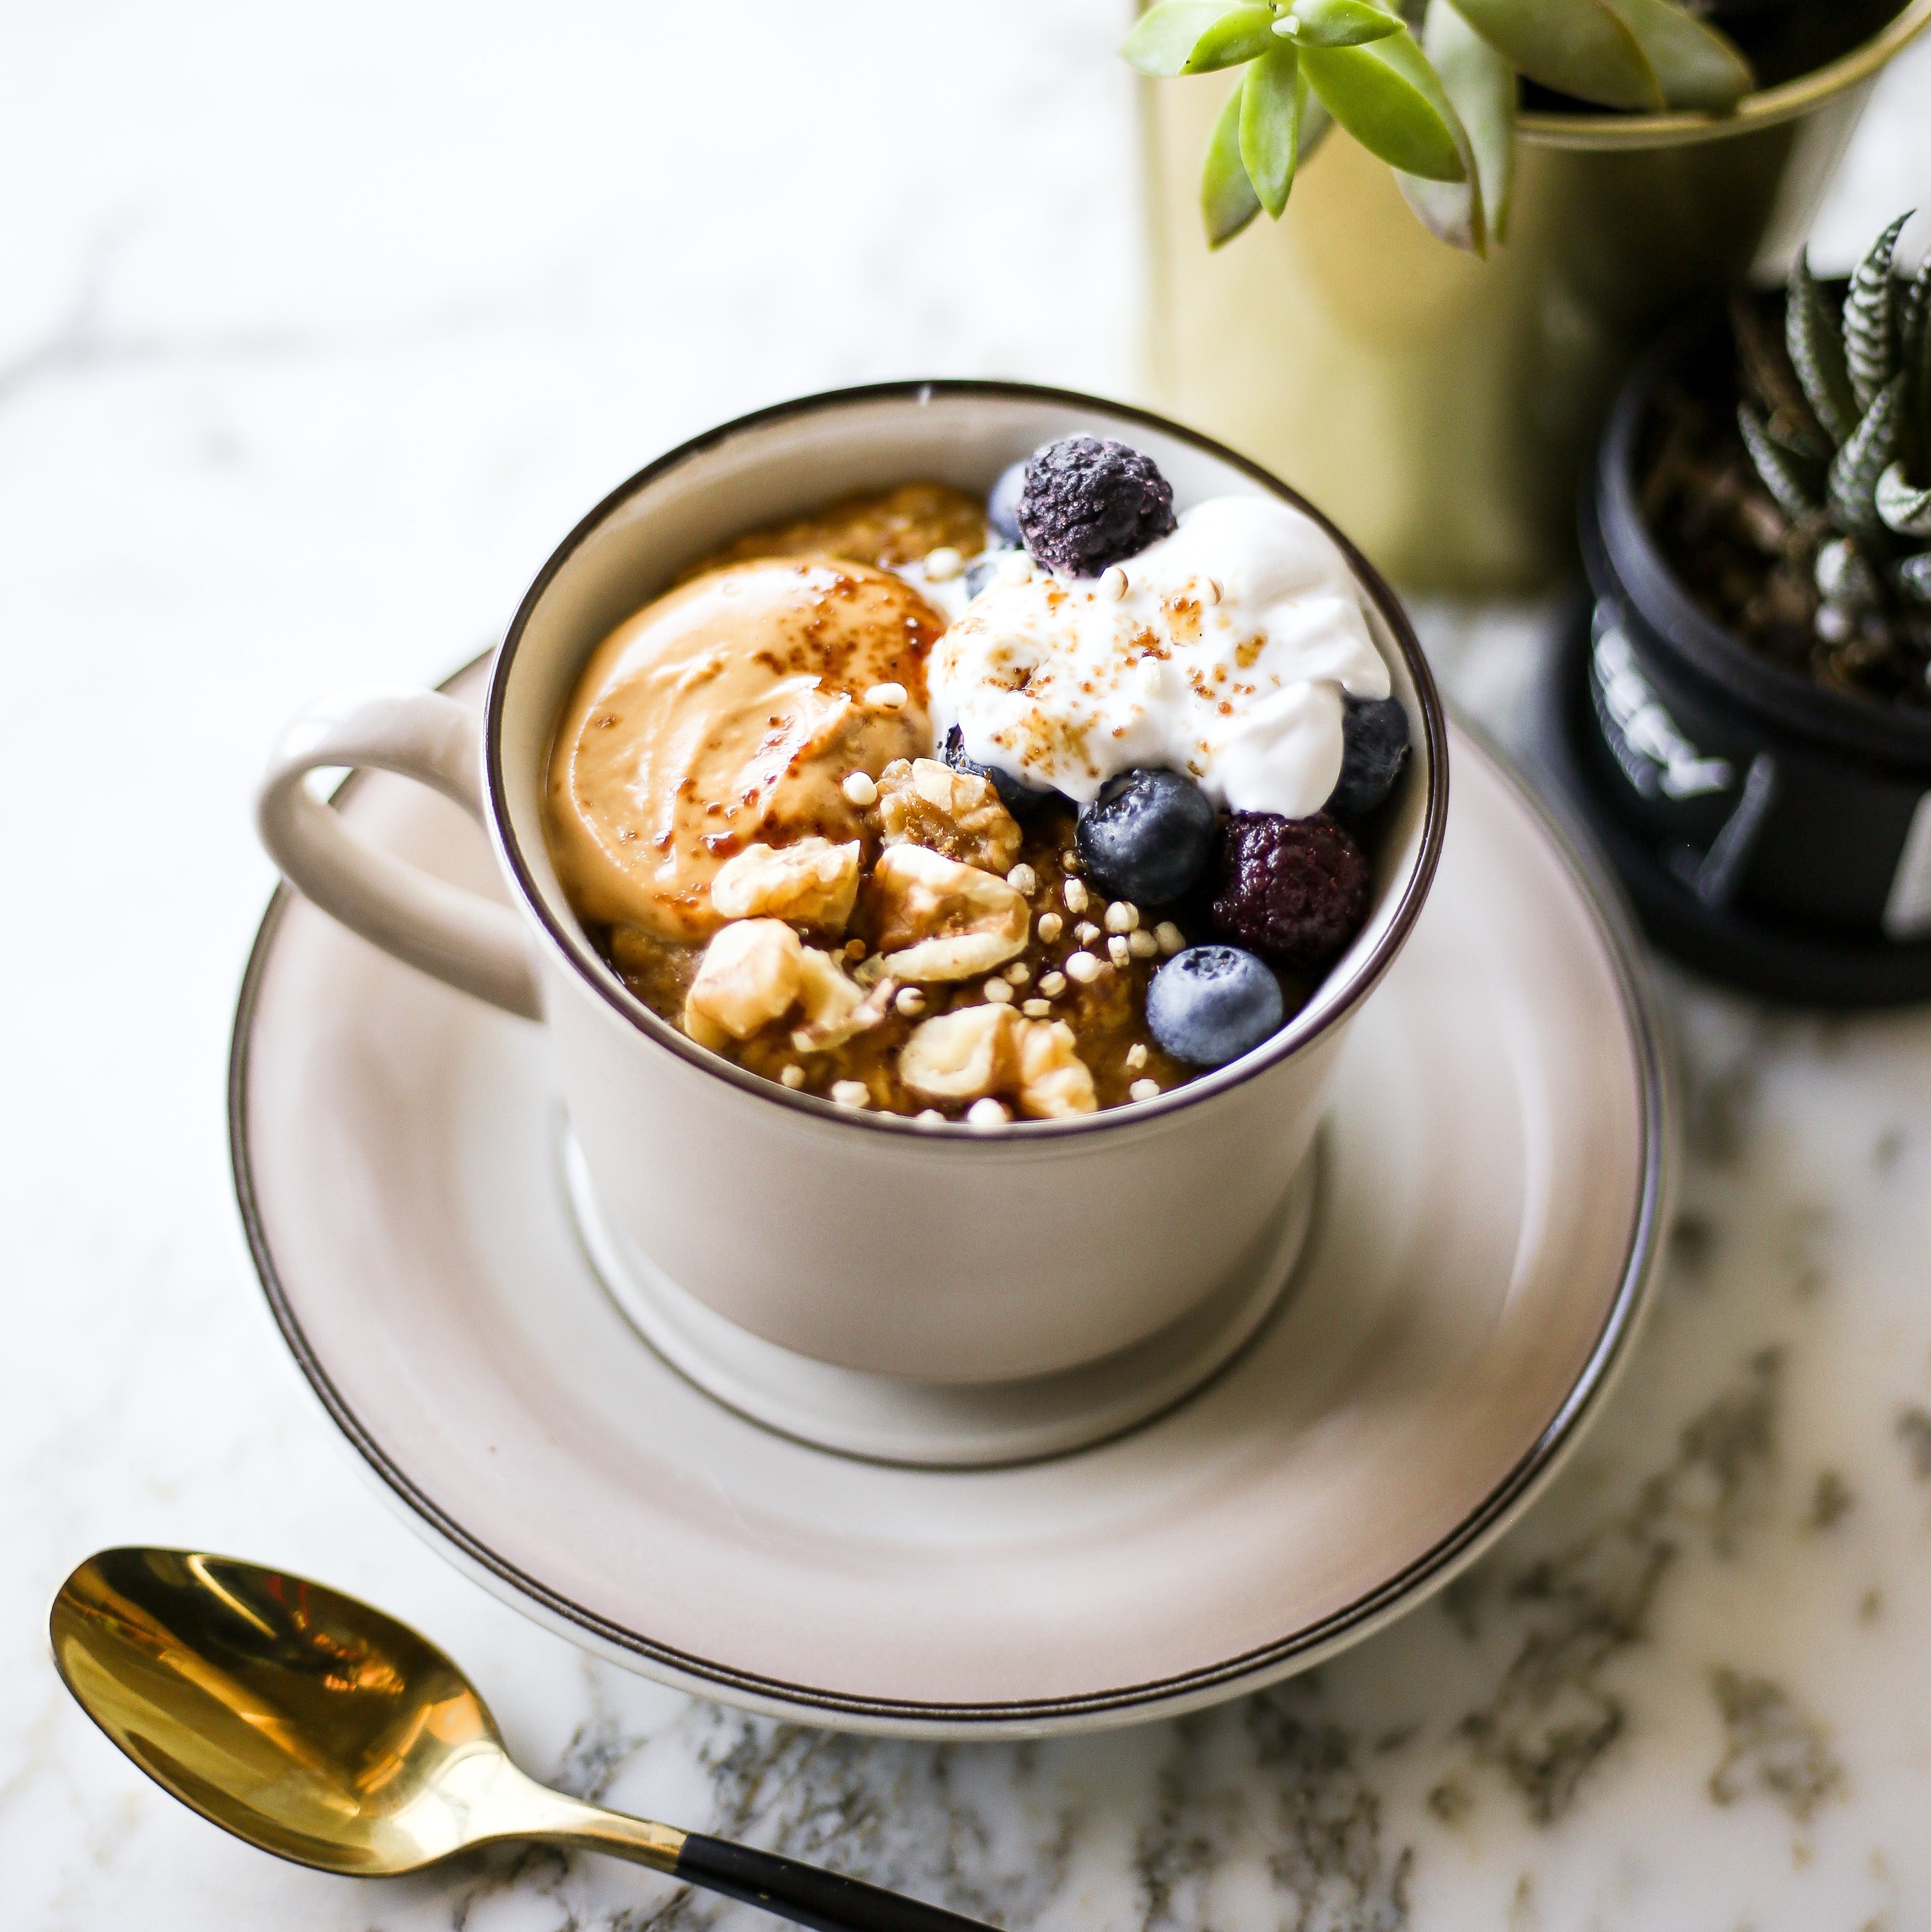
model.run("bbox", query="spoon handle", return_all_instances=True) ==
[674,1833,998,1932]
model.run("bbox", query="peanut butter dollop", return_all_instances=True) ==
[544,556,942,941]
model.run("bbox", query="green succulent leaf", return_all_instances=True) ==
[1279,0,1404,48]
[1123,1,1252,77]
[1844,211,1911,414]
[1876,461,1931,538]
[1442,0,1660,110]
[1241,45,1304,218]
[1816,535,1884,609]
[1301,29,1469,183]
[1422,0,1515,243]
[1902,252,1931,385]
[1787,251,1858,449]
[1200,77,1264,247]
[1828,374,1906,537]
[1737,404,1823,521]
[1184,5,1283,71]
[1907,256,1931,470]
[1602,0,1751,111]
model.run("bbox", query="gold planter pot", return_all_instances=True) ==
[1141,0,1931,591]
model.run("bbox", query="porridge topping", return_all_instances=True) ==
[930,496,1389,819]
[543,445,1414,1120]
[862,845,1030,984]
[874,758,1023,873]
[547,555,940,939]
[709,837,861,929]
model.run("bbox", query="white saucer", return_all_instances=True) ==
[563,1126,1319,1468]
[231,658,1672,1739]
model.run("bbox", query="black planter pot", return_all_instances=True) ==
[1559,317,1931,1006]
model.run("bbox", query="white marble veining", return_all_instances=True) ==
[4,7,1931,1928]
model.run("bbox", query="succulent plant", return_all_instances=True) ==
[1735,212,1931,647]
[1125,0,1755,251]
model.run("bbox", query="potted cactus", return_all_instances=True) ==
[1134,0,1931,587]
[1550,211,1931,1004]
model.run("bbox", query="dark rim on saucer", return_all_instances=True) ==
[482,380,1451,1140]
[229,699,1672,1728]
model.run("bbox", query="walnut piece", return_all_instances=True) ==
[898,1004,1023,1103]
[865,844,1030,982]
[1015,1019,1097,1118]
[897,1008,1097,1116]
[876,758,1021,873]
[790,947,892,1054]
[710,837,861,930]
[683,919,802,1046]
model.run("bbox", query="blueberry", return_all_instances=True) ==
[1016,436,1177,577]
[941,724,1049,818]
[1146,946,1285,1068]
[987,460,1028,545]
[963,549,1009,600]
[1326,695,1410,821]
[1075,768,1217,906]
[1210,812,1370,972]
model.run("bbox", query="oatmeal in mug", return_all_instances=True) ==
[542,440,1413,1124]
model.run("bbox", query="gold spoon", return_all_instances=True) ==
[51,1547,995,1932]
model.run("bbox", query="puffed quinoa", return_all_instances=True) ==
[1007,863,1038,896]
[983,978,1015,1004]
[1076,921,1101,946]
[923,545,964,581]
[841,771,878,807]
[967,1097,1010,1127]
[1022,998,1051,1018]
[1104,901,1140,934]
[1063,878,1090,912]
[1129,1078,1160,1103]
[1154,920,1185,955]
[1064,951,1102,984]
[780,1064,807,1089]
[831,1080,871,1109]
[1128,928,1159,959]
[1004,962,1030,985]
[1036,911,1064,943]
[864,681,908,710]
[894,986,927,1018]
[1039,970,1067,996]
[1125,1043,1148,1070]
[1107,934,1131,967]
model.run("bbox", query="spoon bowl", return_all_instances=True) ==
[52,1547,987,1932]
[52,1547,558,1874]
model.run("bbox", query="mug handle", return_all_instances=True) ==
[256,690,543,1019]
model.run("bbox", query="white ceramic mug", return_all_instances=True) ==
[258,385,1448,1383]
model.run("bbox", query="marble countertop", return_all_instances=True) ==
[5,6,1931,1927]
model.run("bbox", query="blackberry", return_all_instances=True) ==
[1210,812,1370,972]
[1016,436,1177,577]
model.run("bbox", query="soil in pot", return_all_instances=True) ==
[1636,292,1931,711]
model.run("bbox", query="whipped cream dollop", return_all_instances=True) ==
[927,496,1391,819]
